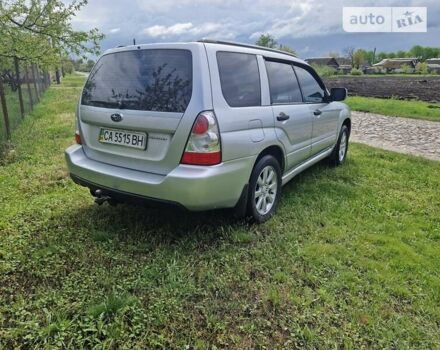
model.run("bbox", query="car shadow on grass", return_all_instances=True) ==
[68,199,246,246]
[61,155,359,248]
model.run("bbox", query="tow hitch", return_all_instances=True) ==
[92,189,112,205]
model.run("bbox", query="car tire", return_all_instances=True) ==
[329,125,349,166]
[247,155,282,223]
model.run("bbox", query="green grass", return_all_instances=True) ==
[1,74,440,348]
[0,87,22,141]
[346,96,440,122]
[1,83,41,143]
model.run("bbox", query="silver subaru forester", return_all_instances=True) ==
[65,40,351,223]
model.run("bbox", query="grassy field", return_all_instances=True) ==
[1,74,440,349]
[346,96,440,122]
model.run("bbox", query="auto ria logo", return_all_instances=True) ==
[343,7,427,32]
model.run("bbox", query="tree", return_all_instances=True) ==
[62,59,75,74]
[423,47,440,60]
[343,47,355,67]
[278,44,296,55]
[255,34,296,55]
[376,52,387,61]
[73,58,83,71]
[0,0,104,82]
[409,45,424,59]
[255,34,277,48]
[408,46,440,60]
[86,59,95,71]
[353,49,366,69]
[364,50,376,65]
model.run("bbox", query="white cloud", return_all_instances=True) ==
[249,1,340,39]
[143,23,193,37]
[136,0,235,13]
[109,27,120,34]
[143,22,225,38]
[71,0,440,58]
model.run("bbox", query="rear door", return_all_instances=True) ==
[265,59,313,170]
[204,48,272,163]
[78,44,211,175]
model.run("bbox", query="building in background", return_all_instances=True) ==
[305,57,339,70]
[373,58,418,73]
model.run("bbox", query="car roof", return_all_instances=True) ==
[199,39,297,57]
[104,40,308,66]
[200,39,307,65]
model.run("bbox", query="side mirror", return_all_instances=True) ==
[329,87,347,101]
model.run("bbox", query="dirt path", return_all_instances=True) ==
[351,111,440,162]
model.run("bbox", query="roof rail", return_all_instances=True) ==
[198,39,297,58]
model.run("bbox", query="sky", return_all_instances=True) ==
[70,0,440,59]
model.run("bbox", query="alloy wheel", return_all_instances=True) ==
[254,165,278,215]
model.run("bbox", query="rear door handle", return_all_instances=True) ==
[314,109,322,116]
[277,112,290,121]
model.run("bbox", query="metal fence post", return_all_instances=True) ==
[14,57,25,119]
[25,65,34,110]
[0,78,11,140]
[36,64,43,93]
[31,64,40,102]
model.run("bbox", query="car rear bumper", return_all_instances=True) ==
[65,145,255,211]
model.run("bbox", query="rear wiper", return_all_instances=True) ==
[84,99,132,109]
[84,100,119,108]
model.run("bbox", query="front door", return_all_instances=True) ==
[294,66,340,154]
[265,59,313,170]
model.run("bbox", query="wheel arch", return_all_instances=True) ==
[342,117,351,135]
[254,145,285,174]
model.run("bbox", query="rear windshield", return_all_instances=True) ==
[81,49,192,113]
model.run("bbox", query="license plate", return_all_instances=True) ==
[99,128,147,150]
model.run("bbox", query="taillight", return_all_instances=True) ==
[192,114,209,135]
[181,111,221,166]
[75,131,82,144]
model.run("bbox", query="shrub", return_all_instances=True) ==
[311,64,337,77]
[350,68,363,75]
[400,64,412,74]
[415,62,429,74]
[63,61,75,74]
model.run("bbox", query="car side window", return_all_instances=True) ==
[294,66,326,103]
[217,51,261,107]
[265,60,302,104]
